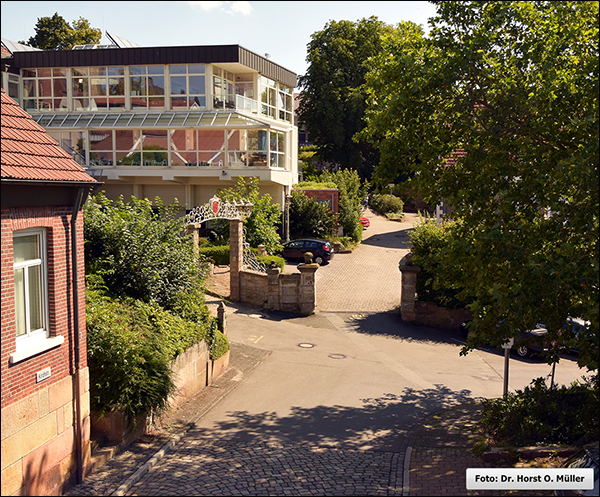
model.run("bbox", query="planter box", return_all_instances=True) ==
[209,350,230,385]
[414,300,472,331]
[91,410,147,446]
[91,347,231,448]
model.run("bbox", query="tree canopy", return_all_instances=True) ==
[23,13,101,49]
[297,16,393,179]
[361,1,599,370]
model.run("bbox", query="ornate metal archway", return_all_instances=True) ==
[186,196,267,275]
[187,196,253,223]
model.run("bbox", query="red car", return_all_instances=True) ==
[359,217,370,228]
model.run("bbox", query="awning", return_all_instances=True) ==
[31,111,271,129]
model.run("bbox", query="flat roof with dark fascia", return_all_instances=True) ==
[9,44,298,88]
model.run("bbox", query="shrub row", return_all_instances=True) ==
[198,245,230,265]
[480,376,599,447]
[409,218,472,309]
[197,246,285,271]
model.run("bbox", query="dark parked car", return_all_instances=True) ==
[280,238,333,265]
[555,443,599,496]
[514,325,550,358]
[459,320,550,358]
[558,317,592,355]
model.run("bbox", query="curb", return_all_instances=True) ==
[110,344,271,496]
[402,410,434,496]
[401,402,483,496]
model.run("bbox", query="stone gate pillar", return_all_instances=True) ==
[398,253,421,322]
[229,218,244,301]
[187,224,200,256]
[298,263,318,316]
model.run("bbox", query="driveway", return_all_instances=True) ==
[286,208,416,312]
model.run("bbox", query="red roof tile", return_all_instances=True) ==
[1,88,97,183]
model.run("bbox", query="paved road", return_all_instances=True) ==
[67,210,587,496]
[317,209,414,312]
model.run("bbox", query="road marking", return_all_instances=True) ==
[254,335,263,344]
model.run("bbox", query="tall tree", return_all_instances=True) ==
[297,17,392,179]
[25,13,101,50]
[361,1,599,370]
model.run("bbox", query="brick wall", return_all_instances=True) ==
[1,204,90,495]
[1,205,87,408]
[295,188,339,214]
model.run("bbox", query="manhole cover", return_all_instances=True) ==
[328,353,347,359]
[298,343,315,348]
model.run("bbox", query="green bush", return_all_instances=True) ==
[197,245,230,265]
[257,255,286,271]
[370,193,404,215]
[84,194,225,424]
[84,193,204,313]
[211,177,283,255]
[409,218,472,309]
[480,376,599,447]
[289,190,337,239]
[206,319,230,361]
[86,283,218,423]
[306,169,369,243]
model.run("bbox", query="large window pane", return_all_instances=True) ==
[171,76,186,95]
[149,76,165,95]
[28,265,43,331]
[23,80,36,98]
[188,75,205,95]
[13,230,46,342]
[14,268,26,337]
[14,234,40,263]
[130,76,146,96]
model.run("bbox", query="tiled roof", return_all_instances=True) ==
[1,89,97,183]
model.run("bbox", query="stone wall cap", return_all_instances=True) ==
[298,263,319,270]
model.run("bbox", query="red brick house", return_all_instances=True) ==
[1,88,98,495]
[295,188,339,216]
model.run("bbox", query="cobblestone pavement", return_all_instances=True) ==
[409,404,557,497]
[315,209,415,313]
[126,440,402,496]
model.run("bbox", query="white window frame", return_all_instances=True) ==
[10,228,63,364]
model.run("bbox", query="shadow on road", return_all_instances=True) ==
[361,226,415,250]
[190,384,479,452]
[346,311,466,346]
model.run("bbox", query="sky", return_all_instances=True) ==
[0,1,437,77]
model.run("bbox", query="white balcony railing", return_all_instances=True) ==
[213,94,259,114]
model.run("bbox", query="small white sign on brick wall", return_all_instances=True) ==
[36,367,51,383]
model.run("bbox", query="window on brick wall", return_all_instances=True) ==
[10,227,66,364]
[13,229,49,352]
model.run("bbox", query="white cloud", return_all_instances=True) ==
[229,1,253,15]
[182,1,253,15]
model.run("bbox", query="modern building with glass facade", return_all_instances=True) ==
[1,37,299,210]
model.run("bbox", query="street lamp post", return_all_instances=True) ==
[285,194,292,242]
